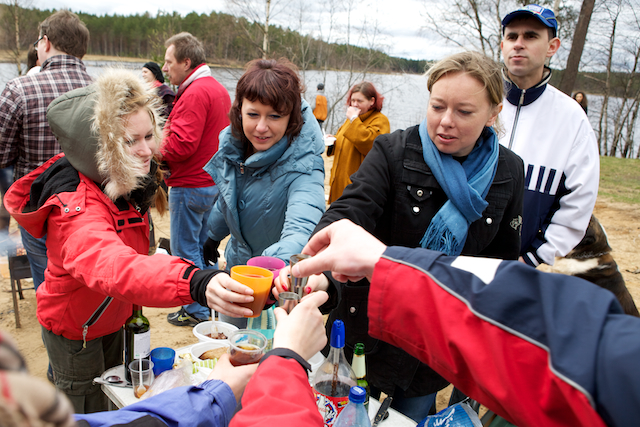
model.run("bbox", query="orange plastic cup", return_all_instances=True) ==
[230,265,274,318]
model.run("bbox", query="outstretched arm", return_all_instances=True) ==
[231,292,328,427]
[294,219,638,427]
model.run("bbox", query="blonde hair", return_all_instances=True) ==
[92,69,168,214]
[427,51,504,134]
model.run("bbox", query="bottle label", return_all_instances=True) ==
[314,391,350,427]
[352,355,366,378]
[133,330,151,359]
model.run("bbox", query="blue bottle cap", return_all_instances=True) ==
[349,386,366,404]
[330,319,345,348]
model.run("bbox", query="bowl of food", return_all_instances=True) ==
[193,321,239,343]
[190,341,230,362]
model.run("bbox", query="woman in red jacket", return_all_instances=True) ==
[4,69,228,413]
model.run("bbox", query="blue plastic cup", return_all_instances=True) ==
[150,347,175,376]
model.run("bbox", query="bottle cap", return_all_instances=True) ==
[348,386,366,404]
[330,319,345,348]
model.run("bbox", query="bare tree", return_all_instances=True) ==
[225,0,294,58]
[558,0,596,95]
[284,0,315,73]
[321,0,386,133]
[3,0,32,75]
[595,0,623,155]
[420,0,511,61]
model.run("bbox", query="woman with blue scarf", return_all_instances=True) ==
[200,59,326,327]
[276,51,524,421]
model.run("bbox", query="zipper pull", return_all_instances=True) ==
[82,326,88,349]
[519,89,525,106]
[240,163,245,174]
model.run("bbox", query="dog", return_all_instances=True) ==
[549,215,640,317]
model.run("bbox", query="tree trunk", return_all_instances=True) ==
[597,17,617,155]
[558,0,596,96]
[263,0,270,58]
[622,98,640,158]
[609,46,639,157]
[12,0,23,76]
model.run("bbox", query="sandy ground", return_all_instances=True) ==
[1,153,639,413]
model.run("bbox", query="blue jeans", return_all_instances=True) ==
[19,225,47,291]
[218,313,248,329]
[169,185,218,320]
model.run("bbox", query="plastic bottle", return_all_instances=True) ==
[313,320,357,426]
[334,386,372,427]
[352,343,369,411]
[123,305,150,383]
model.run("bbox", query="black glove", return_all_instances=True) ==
[203,238,220,266]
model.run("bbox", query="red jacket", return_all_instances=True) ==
[231,355,323,427]
[160,65,231,188]
[368,246,622,427]
[4,154,197,341]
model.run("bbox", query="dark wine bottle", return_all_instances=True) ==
[352,343,369,411]
[123,305,150,383]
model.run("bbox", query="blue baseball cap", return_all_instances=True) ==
[502,4,557,37]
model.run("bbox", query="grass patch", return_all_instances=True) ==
[599,156,640,205]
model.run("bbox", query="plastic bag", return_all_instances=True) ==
[141,358,192,400]
[417,402,482,427]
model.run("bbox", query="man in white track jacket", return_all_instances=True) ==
[499,4,599,267]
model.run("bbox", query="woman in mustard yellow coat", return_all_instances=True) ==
[327,81,390,204]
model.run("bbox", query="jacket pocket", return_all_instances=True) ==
[467,185,513,249]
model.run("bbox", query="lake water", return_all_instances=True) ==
[1,61,637,157]
[0,60,429,135]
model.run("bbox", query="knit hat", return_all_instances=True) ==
[143,61,164,84]
[502,4,557,38]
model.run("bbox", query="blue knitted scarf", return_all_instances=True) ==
[418,119,499,255]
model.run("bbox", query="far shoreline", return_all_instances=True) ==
[0,50,245,70]
[0,50,415,76]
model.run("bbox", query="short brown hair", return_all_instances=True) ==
[39,10,89,59]
[229,58,303,144]
[346,81,384,112]
[27,45,38,70]
[165,32,206,69]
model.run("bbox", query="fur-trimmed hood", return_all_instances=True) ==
[47,68,163,200]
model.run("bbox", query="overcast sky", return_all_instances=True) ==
[42,0,457,61]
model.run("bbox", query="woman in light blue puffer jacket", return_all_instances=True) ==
[202,58,325,328]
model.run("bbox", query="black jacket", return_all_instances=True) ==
[314,125,524,397]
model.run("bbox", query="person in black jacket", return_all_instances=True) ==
[275,51,524,422]
[141,61,175,119]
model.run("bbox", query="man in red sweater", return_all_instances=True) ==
[159,32,231,326]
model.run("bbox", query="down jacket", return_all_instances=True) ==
[4,70,198,342]
[204,99,326,267]
[369,246,635,427]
